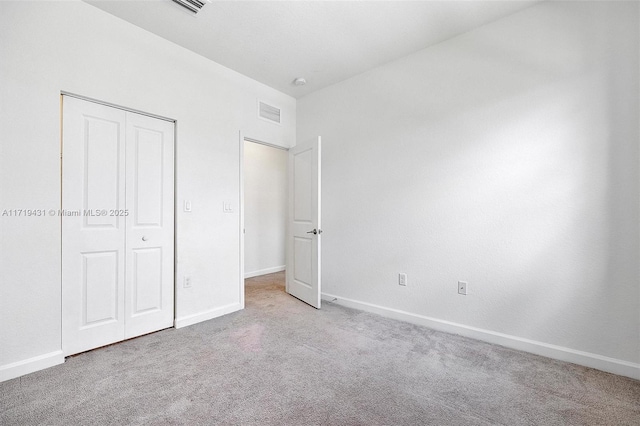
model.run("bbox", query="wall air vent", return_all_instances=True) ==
[171,0,209,15]
[258,101,281,125]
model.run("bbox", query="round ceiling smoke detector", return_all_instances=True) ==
[293,77,307,86]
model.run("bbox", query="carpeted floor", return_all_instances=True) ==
[1,271,639,425]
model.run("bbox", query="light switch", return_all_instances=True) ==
[223,202,233,213]
[184,200,192,212]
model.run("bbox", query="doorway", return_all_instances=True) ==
[241,138,288,286]
[240,135,322,309]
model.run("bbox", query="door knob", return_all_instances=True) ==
[142,236,148,241]
[306,229,322,235]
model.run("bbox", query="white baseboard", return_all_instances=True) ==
[174,303,242,329]
[0,350,65,382]
[244,265,285,279]
[322,292,640,380]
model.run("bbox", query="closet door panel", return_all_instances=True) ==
[62,96,126,356]
[124,111,175,339]
[63,97,175,355]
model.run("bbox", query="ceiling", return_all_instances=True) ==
[86,0,539,98]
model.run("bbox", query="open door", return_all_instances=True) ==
[286,136,321,308]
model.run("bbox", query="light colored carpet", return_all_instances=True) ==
[1,271,639,425]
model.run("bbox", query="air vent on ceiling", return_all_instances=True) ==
[258,101,281,125]
[171,0,209,15]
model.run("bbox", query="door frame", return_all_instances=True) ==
[238,132,289,308]
[59,92,179,339]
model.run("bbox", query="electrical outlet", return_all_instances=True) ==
[183,276,192,288]
[399,273,407,286]
[458,281,467,295]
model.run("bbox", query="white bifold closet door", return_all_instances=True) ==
[62,96,174,356]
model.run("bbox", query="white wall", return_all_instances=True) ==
[0,0,294,381]
[243,142,287,277]
[298,1,639,377]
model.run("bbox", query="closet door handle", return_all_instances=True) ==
[142,236,148,241]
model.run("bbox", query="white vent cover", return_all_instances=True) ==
[258,101,281,125]
[171,0,209,15]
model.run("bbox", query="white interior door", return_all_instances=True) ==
[62,97,127,355]
[62,96,174,356]
[286,136,321,308]
[124,112,174,338]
